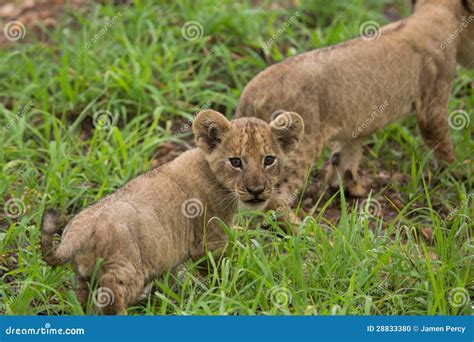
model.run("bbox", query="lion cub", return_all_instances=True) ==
[41,110,304,314]
[236,0,474,213]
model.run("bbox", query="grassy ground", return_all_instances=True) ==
[0,0,472,315]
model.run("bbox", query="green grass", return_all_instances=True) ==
[0,0,472,315]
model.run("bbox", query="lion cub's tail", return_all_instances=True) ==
[41,210,73,266]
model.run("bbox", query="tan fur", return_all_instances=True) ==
[236,0,474,210]
[41,110,304,315]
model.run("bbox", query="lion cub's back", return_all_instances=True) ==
[237,27,420,138]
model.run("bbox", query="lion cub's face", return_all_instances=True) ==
[193,110,304,210]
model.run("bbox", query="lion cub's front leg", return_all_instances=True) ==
[416,91,456,164]
[325,140,366,197]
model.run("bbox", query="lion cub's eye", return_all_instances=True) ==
[229,157,243,168]
[264,155,276,167]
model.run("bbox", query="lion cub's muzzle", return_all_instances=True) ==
[237,185,272,210]
[244,185,267,203]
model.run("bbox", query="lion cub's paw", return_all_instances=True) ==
[347,179,367,197]
[325,167,367,198]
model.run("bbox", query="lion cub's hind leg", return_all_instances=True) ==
[325,140,366,197]
[97,262,145,315]
[75,275,90,312]
[416,95,456,164]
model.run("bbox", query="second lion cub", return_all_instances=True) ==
[237,0,474,215]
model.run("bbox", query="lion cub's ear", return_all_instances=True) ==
[193,110,231,153]
[270,112,304,153]
[463,0,474,12]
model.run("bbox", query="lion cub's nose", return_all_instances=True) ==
[245,186,265,197]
